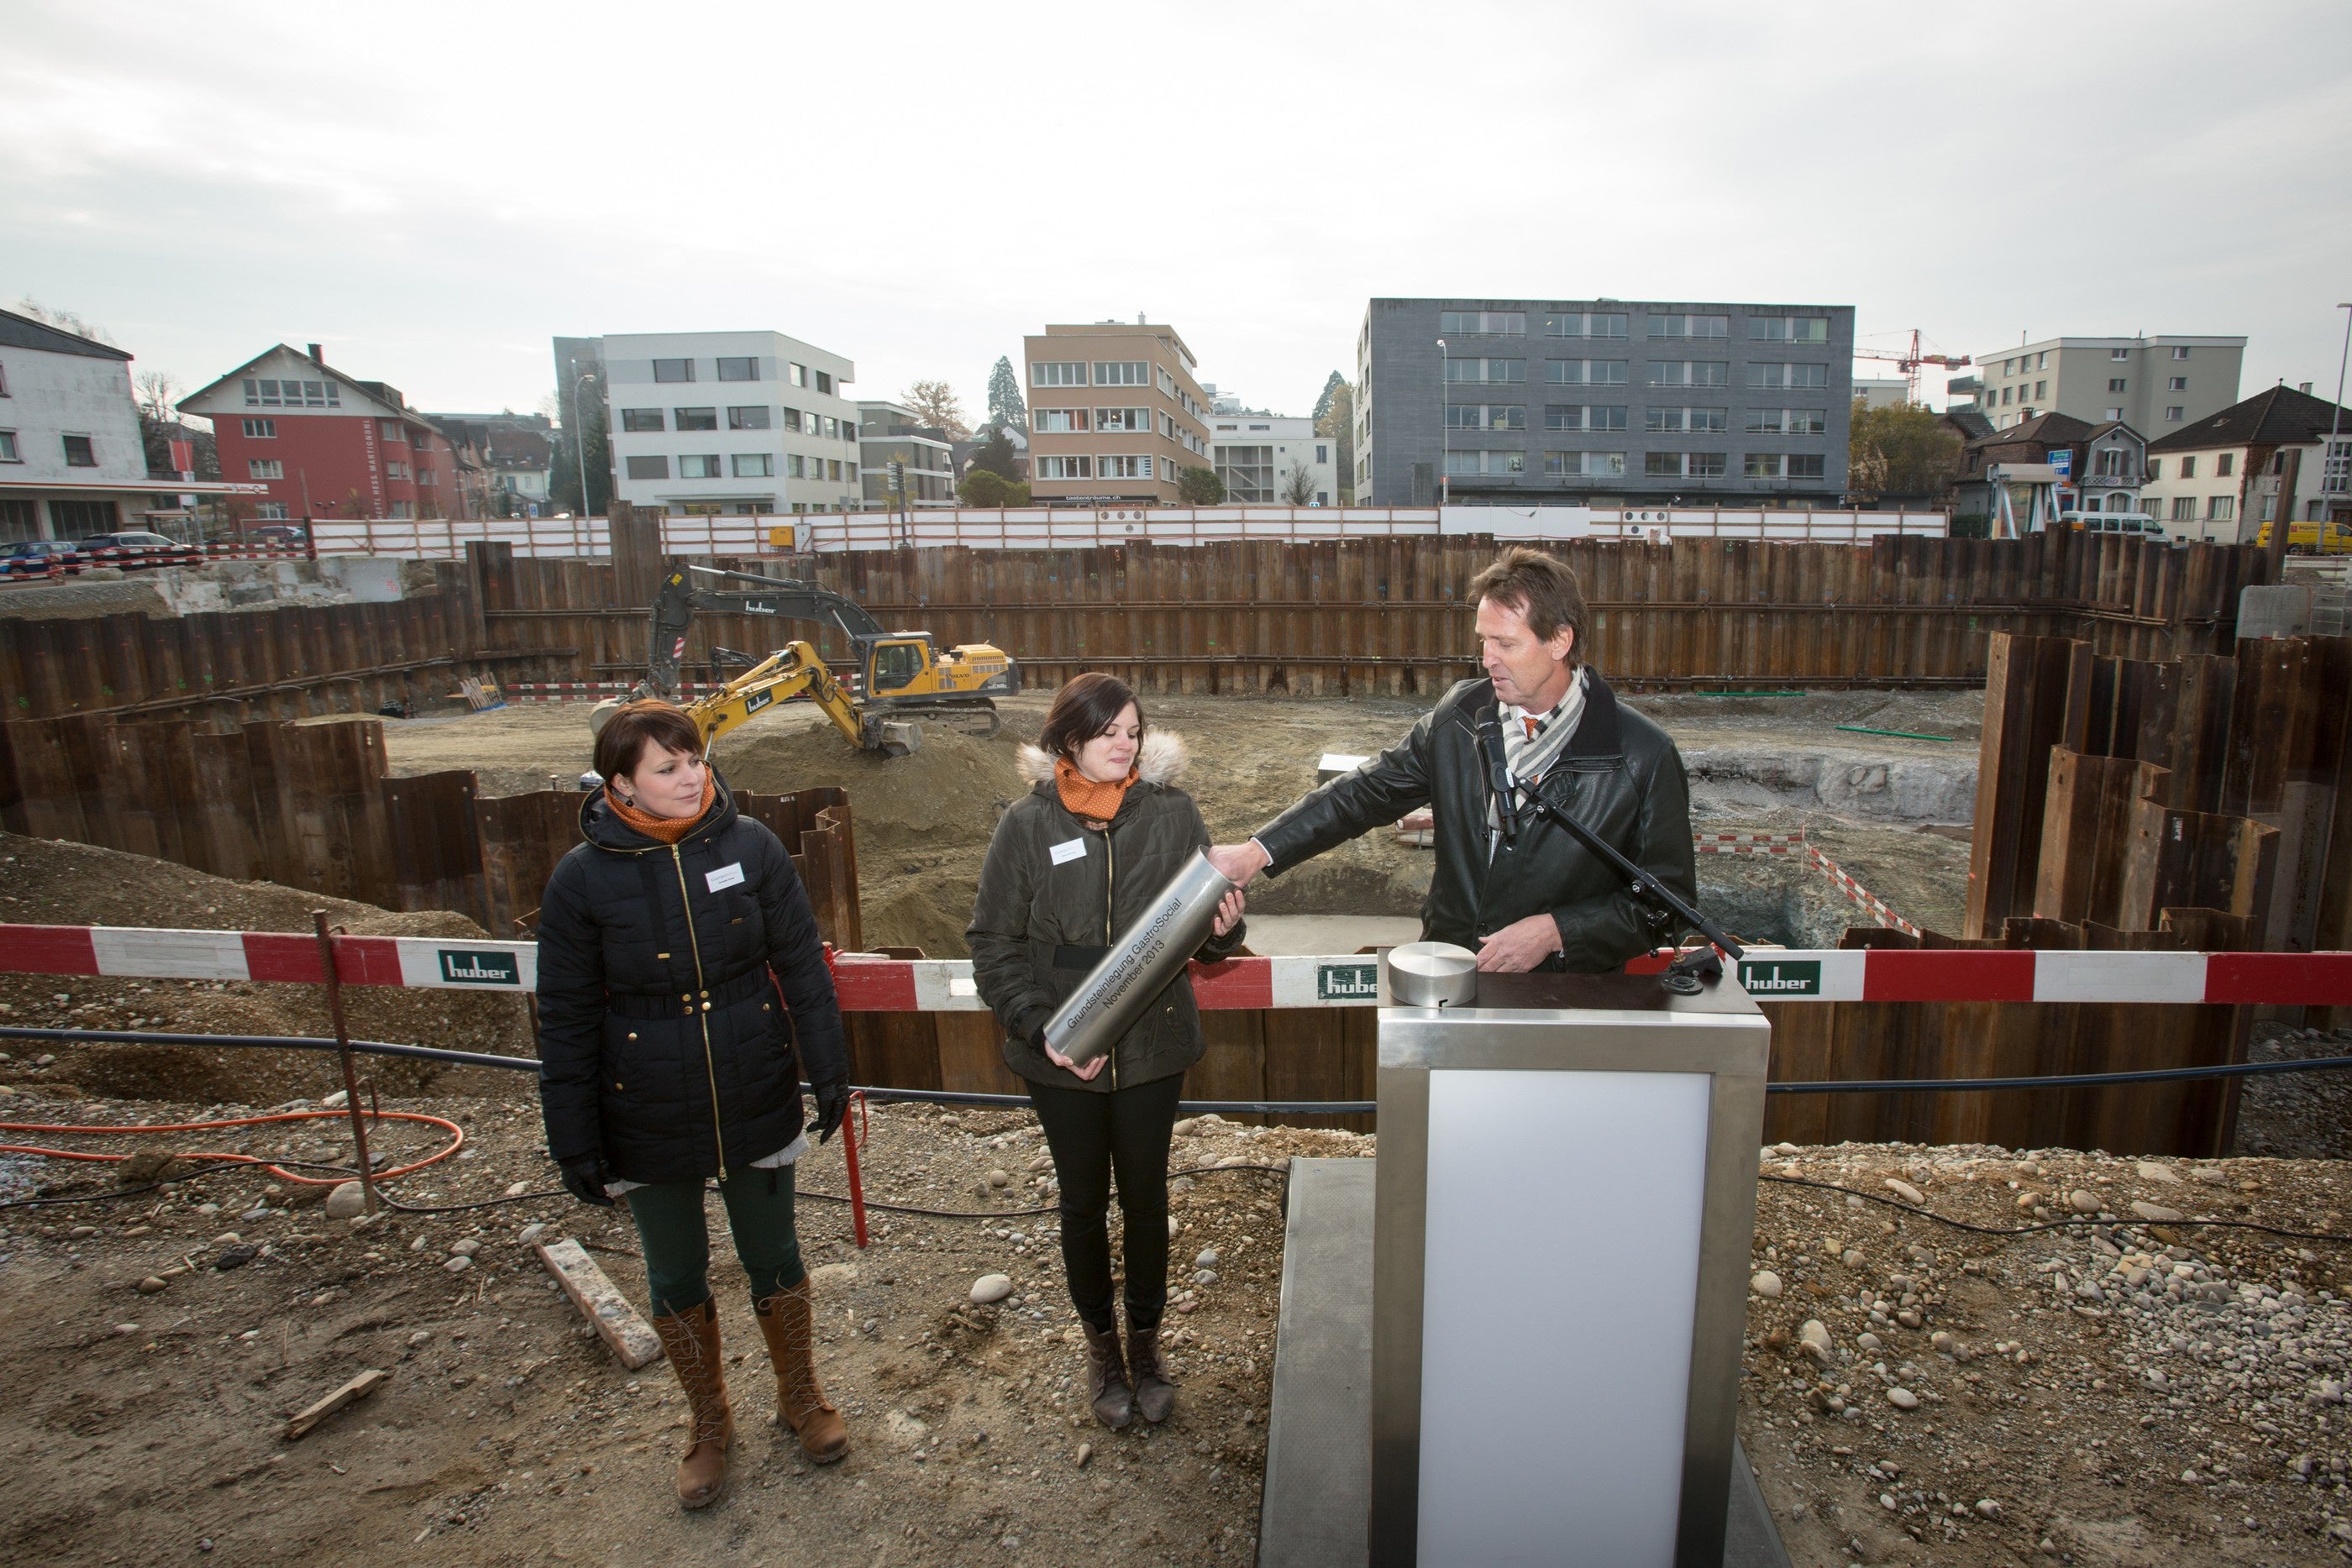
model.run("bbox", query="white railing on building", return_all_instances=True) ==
[307,506,1950,559]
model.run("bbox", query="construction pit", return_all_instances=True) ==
[362,684,1984,956]
[7,686,2352,1565]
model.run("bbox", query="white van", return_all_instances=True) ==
[2060,511,2171,543]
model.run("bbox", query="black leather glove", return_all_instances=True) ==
[812,1079,851,1145]
[557,1152,615,1208]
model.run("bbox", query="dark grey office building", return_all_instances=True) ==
[1355,297,1856,506]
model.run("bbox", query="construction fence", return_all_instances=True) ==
[2,532,2267,721]
[305,506,1955,560]
[475,530,2267,698]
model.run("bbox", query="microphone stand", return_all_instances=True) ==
[1504,781,1745,994]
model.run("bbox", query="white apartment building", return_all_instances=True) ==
[2141,384,2352,543]
[1210,412,1339,505]
[0,307,173,543]
[1969,334,2244,433]
[591,331,861,515]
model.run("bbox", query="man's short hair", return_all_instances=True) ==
[1467,547,1590,669]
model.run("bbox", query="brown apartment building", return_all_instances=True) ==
[1022,322,1212,505]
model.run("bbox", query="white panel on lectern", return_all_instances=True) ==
[1417,1067,1710,1567]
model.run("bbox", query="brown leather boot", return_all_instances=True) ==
[754,1277,848,1464]
[1126,1320,1178,1424]
[649,1298,733,1509]
[1083,1319,1134,1429]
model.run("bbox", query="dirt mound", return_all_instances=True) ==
[0,833,535,1105]
[719,710,1032,854]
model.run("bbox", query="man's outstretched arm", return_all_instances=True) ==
[1209,709,1436,887]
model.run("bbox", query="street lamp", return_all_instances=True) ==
[572,370,601,521]
[2327,304,2352,524]
[1436,338,1449,508]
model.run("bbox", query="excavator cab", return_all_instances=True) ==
[865,637,932,695]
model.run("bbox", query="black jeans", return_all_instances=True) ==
[1028,1072,1184,1335]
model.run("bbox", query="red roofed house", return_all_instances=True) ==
[178,343,473,522]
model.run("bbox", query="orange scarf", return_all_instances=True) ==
[605,773,717,845]
[1054,755,1137,825]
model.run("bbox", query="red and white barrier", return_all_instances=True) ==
[1,924,538,992]
[6,923,2351,1007]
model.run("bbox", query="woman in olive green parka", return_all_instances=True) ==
[966,674,1245,1431]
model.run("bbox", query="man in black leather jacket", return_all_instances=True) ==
[1207,547,1696,974]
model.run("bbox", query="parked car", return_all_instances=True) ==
[1,539,85,576]
[246,523,309,546]
[76,531,184,568]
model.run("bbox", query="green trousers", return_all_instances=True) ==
[621,1163,806,1319]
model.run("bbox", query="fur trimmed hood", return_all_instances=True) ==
[1017,729,1189,789]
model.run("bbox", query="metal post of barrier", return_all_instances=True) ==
[311,910,378,1213]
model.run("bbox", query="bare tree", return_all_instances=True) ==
[135,371,180,422]
[537,390,563,422]
[1283,459,1318,506]
[900,380,972,440]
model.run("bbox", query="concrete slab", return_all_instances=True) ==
[1242,915,1421,957]
[1258,1155,1790,1568]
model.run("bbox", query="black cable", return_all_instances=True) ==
[10,1025,2349,1105]
[1760,1172,2352,1245]
[0,1025,538,1075]
[1767,1055,2352,1094]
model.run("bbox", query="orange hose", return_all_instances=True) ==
[0,1108,466,1186]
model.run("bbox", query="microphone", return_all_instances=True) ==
[1475,709,1519,847]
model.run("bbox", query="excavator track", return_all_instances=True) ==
[876,699,1001,739]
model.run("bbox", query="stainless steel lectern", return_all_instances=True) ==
[1369,963,1771,1568]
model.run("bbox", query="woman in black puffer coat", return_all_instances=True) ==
[536,700,852,1509]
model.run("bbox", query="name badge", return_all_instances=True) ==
[706,862,746,891]
[1049,837,1088,866]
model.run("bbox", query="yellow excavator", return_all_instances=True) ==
[591,565,1018,759]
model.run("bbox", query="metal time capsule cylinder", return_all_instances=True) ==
[1042,848,1236,1067]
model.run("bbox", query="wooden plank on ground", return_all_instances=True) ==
[283,1367,391,1440]
[536,1237,664,1369]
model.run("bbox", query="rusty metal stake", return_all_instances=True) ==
[312,910,377,1214]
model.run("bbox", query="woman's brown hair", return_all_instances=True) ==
[1037,673,1142,761]
[594,700,705,784]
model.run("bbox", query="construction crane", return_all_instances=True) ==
[591,564,1018,759]
[1854,329,1971,405]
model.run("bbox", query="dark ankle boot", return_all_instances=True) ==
[1126,1321,1177,1424]
[649,1298,733,1509]
[1083,1319,1134,1429]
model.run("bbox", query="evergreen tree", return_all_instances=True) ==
[986,356,1028,434]
[1312,370,1346,426]
[1176,465,1225,505]
[972,425,1020,480]
[1315,378,1358,503]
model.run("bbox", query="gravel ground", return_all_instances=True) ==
[1743,1142,2352,1565]
[2,1065,2346,1565]
[0,1082,1333,1566]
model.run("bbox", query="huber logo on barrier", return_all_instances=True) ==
[439,950,522,986]
[1740,959,1821,996]
[1318,963,1379,1001]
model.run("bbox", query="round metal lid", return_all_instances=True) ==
[1389,941,1478,1008]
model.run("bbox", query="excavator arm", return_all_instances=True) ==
[684,642,869,753]
[641,564,885,700]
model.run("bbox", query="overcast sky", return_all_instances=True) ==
[6,1,2349,425]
